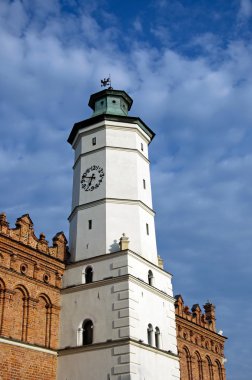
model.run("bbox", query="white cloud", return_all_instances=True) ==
[1,3,252,378]
[238,0,252,22]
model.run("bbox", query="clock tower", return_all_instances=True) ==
[57,88,180,380]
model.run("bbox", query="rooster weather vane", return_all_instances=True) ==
[101,75,113,89]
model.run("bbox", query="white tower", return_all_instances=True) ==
[58,89,180,380]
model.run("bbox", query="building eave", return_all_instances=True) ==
[67,114,155,145]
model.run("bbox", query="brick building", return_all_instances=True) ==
[0,213,66,380]
[175,295,227,380]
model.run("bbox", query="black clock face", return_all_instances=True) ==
[81,165,105,191]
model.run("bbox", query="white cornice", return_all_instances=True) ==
[73,145,150,170]
[68,198,155,222]
[72,121,151,149]
[0,337,57,355]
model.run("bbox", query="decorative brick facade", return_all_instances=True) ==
[175,295,227,380]
[0,213,67,380]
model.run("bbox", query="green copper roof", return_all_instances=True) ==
[88,89,133,117]
[67,89,155,145]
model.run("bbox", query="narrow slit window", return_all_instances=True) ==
[141,143,144,151]
[146,223,149,235]
[148,270,153,286]
[88,220,92,230]
[92,137,96,146]
[147,324,153,345]
[155,327,160,348]
[143,179,146,189]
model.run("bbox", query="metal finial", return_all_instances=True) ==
[100,74,113,89]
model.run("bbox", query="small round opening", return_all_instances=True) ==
[112,100,116,104]
[20,264,27,274]
[43,273,50,283]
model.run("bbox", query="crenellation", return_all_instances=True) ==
[0,213,68,261]
[175,295,218,332]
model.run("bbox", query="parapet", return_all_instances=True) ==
[0,212,68,262]
[175,294,216,332]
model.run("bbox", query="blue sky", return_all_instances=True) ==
[1,0,252,378]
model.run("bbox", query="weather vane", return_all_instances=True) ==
[101,75,113,89]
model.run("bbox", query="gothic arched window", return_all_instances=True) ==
[206,356,214,380]
[0,278,6,335]
[195,351,203,380]
[183,347,193,380]
[215,360,223,380]
[85,266,93,284]
[82,319,93,345]
[147,323,153,345]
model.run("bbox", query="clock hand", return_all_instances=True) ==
[88,174,96,186]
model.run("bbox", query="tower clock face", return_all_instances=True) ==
[81,165,105,191]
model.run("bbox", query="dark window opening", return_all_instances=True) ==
[141,143,144,151]
[88,220,92,230]
[155,327,160,348]
[92,137,96,146]
[85,266,93,284]
[82,319,93,345]
[147,324,153,345]
[146,223,149,235]
[148,270,153,286]
[143,179,146,189]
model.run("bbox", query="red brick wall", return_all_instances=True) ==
[175,296,227,380]
[0,213,66,380]
[0,342,57,380]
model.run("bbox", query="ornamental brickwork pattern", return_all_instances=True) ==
[175,295,227,380]
[0,213,67,380]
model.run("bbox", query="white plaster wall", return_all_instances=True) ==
[71,203,106,261]
[127,254,173,296]
[57,343,180,380]
[60,280,131,347]
[60,275,175,350]
[72,121,150,157]
[63,253,127,288]
[63,251,172,296]
[138,205,158,262]
[133,344,180,380]
[71,158,81,210]
[127,281,177,353]
[105,124,149,159]
[79,127,106,155]
[105,202,157,261]
[106,148,152,208]
[57,347,113,380]
[69,202,157,262]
